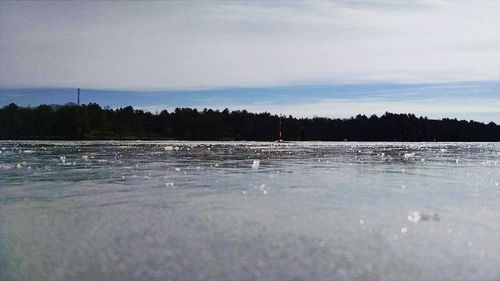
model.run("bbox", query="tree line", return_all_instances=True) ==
[0,103,498,141]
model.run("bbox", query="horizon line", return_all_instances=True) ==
[3,102,497,126]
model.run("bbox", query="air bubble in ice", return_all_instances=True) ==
[408,211,440,223]
[408,211,422,223]
[403,153,415,159]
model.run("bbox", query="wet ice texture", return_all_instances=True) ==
[0,141,499,281]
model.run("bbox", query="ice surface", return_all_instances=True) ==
[0,141,499,281]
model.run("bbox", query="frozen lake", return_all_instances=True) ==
[0,141,499,281]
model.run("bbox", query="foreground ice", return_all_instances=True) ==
[0,141,499,281]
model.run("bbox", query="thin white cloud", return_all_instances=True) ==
[139,96,500,123]
[1,1,499,90]
[238,99,499,119]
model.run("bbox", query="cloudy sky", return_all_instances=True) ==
[0,1,499,122]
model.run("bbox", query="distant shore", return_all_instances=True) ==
[1,103,498,141]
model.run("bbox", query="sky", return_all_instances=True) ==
[0,1,499,122]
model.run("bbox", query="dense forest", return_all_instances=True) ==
[0,103,498,141]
